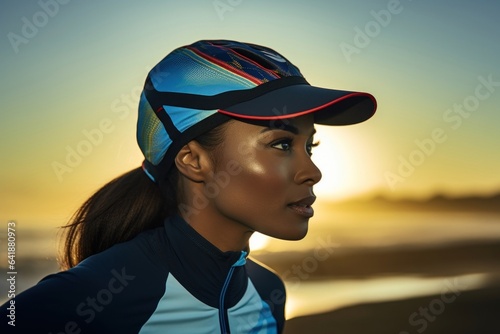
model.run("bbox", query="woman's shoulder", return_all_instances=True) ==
[75,225,170,278]
[15,225,170,301]
[246,257,285,298]
[0,225,173,333]
[246,257,286,332]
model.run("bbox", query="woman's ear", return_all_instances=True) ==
[174,141,212,182]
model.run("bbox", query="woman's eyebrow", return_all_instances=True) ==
[261,123,299,135]
[260,123,316,137]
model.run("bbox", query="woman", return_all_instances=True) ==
[1,40,376,333]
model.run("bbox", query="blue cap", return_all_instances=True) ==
[137,40,376,183]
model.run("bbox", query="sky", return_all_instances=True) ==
[1,0,500,227]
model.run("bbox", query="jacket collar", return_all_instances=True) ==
[163,215,248,308]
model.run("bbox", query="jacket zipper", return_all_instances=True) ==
[218,251,247,334]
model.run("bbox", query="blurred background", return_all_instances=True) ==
[1,1,499,333]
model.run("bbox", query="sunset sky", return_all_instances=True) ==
[1,0,499,227]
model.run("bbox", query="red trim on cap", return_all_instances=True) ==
[217,92,376,120]
[187,46,263,85]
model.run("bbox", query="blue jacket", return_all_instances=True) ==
[1,215,286,333]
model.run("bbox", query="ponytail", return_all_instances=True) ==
[59,167,177,269]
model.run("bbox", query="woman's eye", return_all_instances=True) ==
[271,139,293,151]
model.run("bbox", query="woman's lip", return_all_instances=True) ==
[287,204,314,218]
[288,195,316,207]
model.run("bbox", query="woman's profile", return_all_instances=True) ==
[1,39,376,333]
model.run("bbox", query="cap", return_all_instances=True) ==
[137,39,377,184]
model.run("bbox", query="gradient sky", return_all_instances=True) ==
[1,0,499,227]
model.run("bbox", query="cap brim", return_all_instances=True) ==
[218,84,377,125]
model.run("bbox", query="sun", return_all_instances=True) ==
[312,126,375,201]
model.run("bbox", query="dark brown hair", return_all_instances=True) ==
[59,122,230,270]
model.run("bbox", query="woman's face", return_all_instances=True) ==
[205,114,322,241]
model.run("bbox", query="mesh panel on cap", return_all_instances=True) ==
[137,93,172,165]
